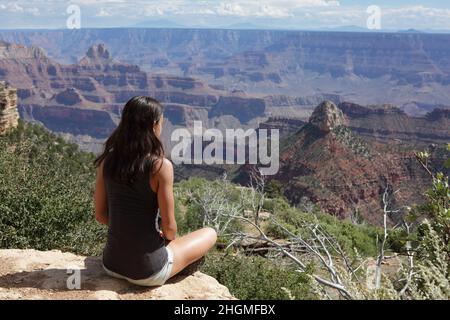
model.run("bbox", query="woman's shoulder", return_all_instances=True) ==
[152,157,173,177]
[96,152,111,171]
[96,157,105,173]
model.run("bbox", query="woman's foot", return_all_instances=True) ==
[177,256,206,276]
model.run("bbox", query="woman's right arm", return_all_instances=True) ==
[94,160,109,226]
[155,158,177,241]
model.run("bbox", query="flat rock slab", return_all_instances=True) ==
[0,249,236,300]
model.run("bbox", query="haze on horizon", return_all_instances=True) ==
[0,0,450,32]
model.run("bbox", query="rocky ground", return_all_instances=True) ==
[0,249,236,300]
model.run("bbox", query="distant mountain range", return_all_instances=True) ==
[1,28,450,115]
[105,19,450,33]
[133,19,186,29]
[131,21,269,30]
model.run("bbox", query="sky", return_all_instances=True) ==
[1,0,450,31]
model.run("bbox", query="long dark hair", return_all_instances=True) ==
[94,96,165,183]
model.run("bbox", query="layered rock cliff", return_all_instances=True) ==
[261,101,450,146]
[338,102,450,144]
[0,81,19,135]
[0,41,270,152]
[2,29,450,86]
[1,29,450,112]
[1,37,449,153]
[0,249,236,300]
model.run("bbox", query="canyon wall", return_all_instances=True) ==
[2,29,450,110]
[0,41,267,152]
[271,102,434,225]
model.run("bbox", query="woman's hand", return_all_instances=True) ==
[160,230,176,247]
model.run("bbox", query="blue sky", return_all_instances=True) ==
[0,0,450,31]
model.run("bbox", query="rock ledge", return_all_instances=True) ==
[0,249,236,300]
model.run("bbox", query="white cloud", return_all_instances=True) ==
[1,1,450,30]
[378,6,450,29]
[65,0,341,19]
[28,7,40,16]
[385,5,450,18]
[197,0,340,18]
[0,1,41,17]
[96,8,112,17]
[0,2,24,12]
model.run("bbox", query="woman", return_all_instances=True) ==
[93,96,217,287]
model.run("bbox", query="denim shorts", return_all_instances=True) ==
[103,246,174,287]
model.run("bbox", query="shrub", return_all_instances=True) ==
[266,204,380,257]
[0,121,106,255]
[200,251,315,300]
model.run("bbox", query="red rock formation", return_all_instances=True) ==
[309,101,347,133]
[271,101,436,226]
[79,43,113,66]
[260,101,450,146]
[209,96,266,123]
[0,41,266,143]
[338,102,450,144]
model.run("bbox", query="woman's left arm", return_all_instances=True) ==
[94,160,109,226]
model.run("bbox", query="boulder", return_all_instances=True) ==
[0,249,236,300]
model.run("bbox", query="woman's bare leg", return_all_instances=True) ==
[167,227,217,278]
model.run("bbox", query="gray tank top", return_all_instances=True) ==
[101,154,168,280]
